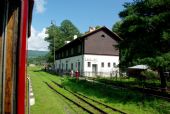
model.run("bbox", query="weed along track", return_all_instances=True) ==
[51,80,127,114]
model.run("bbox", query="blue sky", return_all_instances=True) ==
[28,0,133,51]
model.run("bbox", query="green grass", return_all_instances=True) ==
[28,67,170,114]
[28,67,87,114]
[62,78,170,114]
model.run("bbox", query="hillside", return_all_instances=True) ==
[28,50,48,58]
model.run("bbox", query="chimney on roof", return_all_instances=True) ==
[65,41,70,44]
[73,35,77,40]
[89,27,95,32]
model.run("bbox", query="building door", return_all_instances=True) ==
[92,64,98,76]
[78,62,80,72]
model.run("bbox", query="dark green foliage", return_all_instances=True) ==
[136,52,170,68]
[112,0,170,89]
[141,70,159,80]
[136,52,170,89]
[112,0,170,67]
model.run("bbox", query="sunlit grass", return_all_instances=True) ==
[28,67,87,114]
[28,66,170,114]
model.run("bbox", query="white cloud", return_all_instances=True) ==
[28,26,49,51]
[34,0,47,13]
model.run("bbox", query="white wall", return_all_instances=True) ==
[55,55,83,74]
[83,54,119,77]
[55,54,119,77]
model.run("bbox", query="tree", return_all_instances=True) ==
[113,0,170,66]
[60,20,81,41]
[45,20,81,62]
[95,25,102,29]
[137,52,170,91]
[112,0,170,90]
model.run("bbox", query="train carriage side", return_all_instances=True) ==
[0,0,34,114]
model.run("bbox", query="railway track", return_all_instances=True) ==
[45,82,94,114]
[51,80,127,114]
[84,78,170,102]
[44,81,127,114]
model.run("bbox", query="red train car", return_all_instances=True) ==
[0,0,34,114]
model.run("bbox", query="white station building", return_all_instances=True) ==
[55,27,121,77]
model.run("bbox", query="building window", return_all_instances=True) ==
[108,62,110,67]
[101,34,105,38]
[68,49,71,56]
[101,62,104,67]
[62,52,64,57]
[58,53,60,58]
[87,62,91,67]
[66,50,68,56]
[113,62,116,67]
[71,48,74,55]
[78,45,81,53]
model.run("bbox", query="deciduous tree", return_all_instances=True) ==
[45,20,81,62]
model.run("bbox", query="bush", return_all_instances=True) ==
[141,70,159,80]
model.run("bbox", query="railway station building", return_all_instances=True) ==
[54,27,121,77]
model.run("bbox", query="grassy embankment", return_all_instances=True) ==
[28,66,170,114]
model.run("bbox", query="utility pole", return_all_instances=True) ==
[51,20,56,69]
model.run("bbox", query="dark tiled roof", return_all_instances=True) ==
[56,26,121,52]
